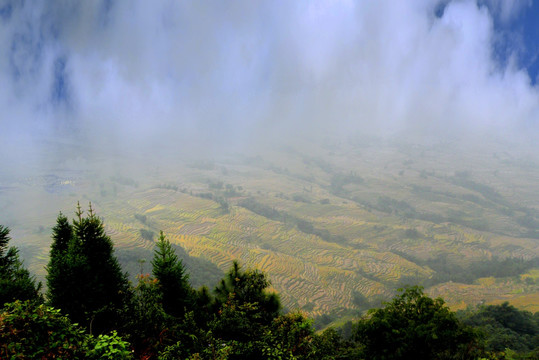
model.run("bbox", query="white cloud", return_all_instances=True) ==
[0,0,538,160]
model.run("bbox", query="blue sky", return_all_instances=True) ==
[480,0,539,84]
[513,1,539,84]
[0,0,538,162]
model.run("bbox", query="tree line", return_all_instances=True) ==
[1,203,539,359]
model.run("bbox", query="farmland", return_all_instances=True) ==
[2,136,539,319]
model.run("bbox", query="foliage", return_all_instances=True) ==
[0,225,41,306]
[0,300,88,359]
[425,256,539,285]
[203,262,281,359]
[392,251,539,287]
[354,286,482,360]
[214,261,280,330]
[152,230,192,318]
[211,297,267,355]
[157,311,209,360]
[312,327,361,360]
[262,312,316,360]
[140,228,155,241]
[330,172,364,195]
[49,213,73,254]
[459,302,539,355]
[87,330,133,360]
[134,213,148,224]
[238,197,281,221]
[46,213,74,307]
[46,203,131,334]
[238,197,346,244]
[116,243,223,289]
[192,285,214,326]
[125,274,170,359]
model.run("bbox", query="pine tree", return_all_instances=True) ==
[46,203,130,334]
[212,261,281,343]
[151,231,192,318]
[0,225,41,306]
[46,213,74,308]
[50,213,72,254]
[214,261,281,323]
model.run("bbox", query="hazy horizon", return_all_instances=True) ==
[1,0,539,168]
[2,1,539,300]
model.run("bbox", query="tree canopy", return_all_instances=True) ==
[0,225,41,306]
[460,301,539,355]
[46,203,130,334]
[151,230,192,318]
[354,286,481,360]
[5,205,539,359]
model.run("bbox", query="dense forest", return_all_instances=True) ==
[2,204,539,359]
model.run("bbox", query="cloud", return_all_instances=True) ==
[0,0,538,164]
[481,0,532,23]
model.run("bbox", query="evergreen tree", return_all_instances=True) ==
[50,213,72,255]
[151,231,192,318]
[46,213,74,309]
[213,261,281,341]
[0,225,41,306]
[127,274,169,358]
[46,203,130,334]
[214,261,281,324]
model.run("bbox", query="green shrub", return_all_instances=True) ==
[0,300,88,359]
[87,330,133,360]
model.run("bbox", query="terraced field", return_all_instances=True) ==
[2,137,539,318]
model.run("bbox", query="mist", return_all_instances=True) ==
[5,1,539,318]
[1,0,539,229]
[0,0,537,164]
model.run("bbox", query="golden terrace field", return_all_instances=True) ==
[3,137,539,318]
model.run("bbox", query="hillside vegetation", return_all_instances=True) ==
[3,213,539,359]
[2,137,539,318]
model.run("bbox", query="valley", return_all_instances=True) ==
[3,136,539,322]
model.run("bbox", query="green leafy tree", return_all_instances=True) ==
[354,286,482,360]
[0,300,88,359]
[214,260,281,329]
[211,297,266,351]
[261,312,316,359]
[209,261,281,359]
[0,300,132,360]
[460,302,539,354]
[88,330,133,360]
[151,231,192,318]
[311,327,360,360]
[193,285,214,326]
[0,225,41,306]
[157,311,210,360]
[126,274,171,359]
[46,203,131,334]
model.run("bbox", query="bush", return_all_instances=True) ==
[0,301,88,359]
[354,286,483,359]
[87,331,133,360]
[0,301,133,360]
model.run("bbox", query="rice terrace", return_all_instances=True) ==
[3,1,539,358]
[4,137,539,324]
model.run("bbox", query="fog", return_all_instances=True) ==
[1,0,539,218]
[5,1,539,309]
[0,0,538,158]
